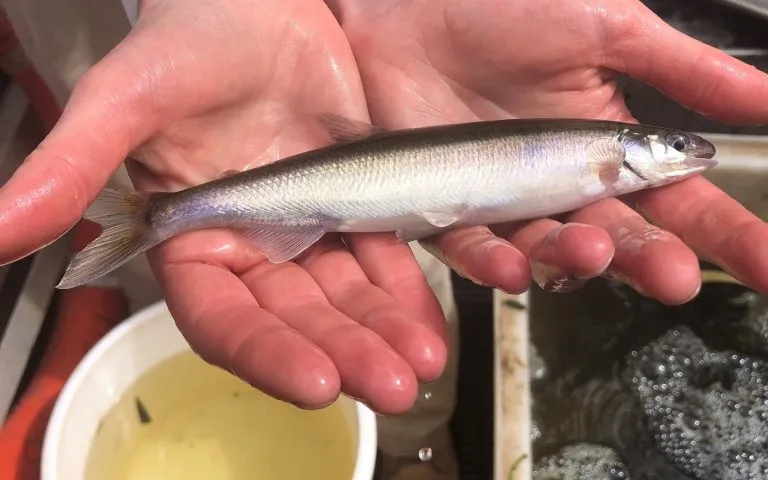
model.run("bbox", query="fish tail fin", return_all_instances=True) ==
[57,188,155,289]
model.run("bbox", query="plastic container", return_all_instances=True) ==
[41,301,378,480]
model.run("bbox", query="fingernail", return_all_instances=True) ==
[603,269,646,296]
[500,285,528,295]
[682,280,702,304]
[456,269,493,288]
[552,222,593,236]
[530,259,587,292]
[483,238,529,293]
[537,274,589,293]
[453,239,502,288]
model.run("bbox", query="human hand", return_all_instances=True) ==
[331,0,768,304]
[0,0,448,414]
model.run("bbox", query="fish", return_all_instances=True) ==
[55,114,717,289]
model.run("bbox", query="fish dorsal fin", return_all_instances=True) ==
[217,169,241,179]
[317,113,387,143]
[240,228,325,263]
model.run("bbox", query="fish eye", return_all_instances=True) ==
[667,134,688,152]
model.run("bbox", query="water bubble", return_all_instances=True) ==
[532,444,630,479]
[624,326,768,478]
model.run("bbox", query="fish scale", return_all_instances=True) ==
[55,115,717,289]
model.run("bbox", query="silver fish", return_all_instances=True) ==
[56,114,717,289]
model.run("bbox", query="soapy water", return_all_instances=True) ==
[527,2,768,476]
[626,327,768,479]
[532,444,630,480]
[529,278,768,480]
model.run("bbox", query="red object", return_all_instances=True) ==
[0,8,61,130]
[0,282,129,480]
[0,10,18,55]
[0,13,129,479]
[0,218,129,480]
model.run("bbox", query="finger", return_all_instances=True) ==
[345,232,449,342]
[0,58,158,265]
[631,175,768,294]
[241,249,420,415]
[499,220,615,293]
[418,226,531,294]
[568,197,701,305]
[152,258,341,409]
[304,236,447,384]
[607,3,768,124]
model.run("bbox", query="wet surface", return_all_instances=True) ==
[522,3,768,479]
[627,327,768,479]
[533,444,630,480]
[528,273,768,480]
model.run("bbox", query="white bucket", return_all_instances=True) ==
[41,300,378,480]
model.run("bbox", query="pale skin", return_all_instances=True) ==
[1,0,768,414]
[330,0,768,305]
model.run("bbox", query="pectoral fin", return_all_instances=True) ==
[586,138,625,183]
[240,228,325,263]
[317,113,387,143]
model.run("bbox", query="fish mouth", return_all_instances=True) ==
[663,156,718,179]
[661,150,718,180]
[682,155,718,170]
[681,140,718,171]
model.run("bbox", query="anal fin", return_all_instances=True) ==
[396,226,445,243]
[421,209,462,228]
[395,207,467,242]
[240,228,325,263]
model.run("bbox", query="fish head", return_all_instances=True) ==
[618,126,717,187]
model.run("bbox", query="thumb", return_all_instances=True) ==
[604,1,768,125]
[0,48,158,265]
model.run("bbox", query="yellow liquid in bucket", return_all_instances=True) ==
[84,351,357,480]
